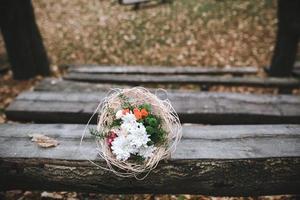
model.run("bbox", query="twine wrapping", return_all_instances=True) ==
[80,87,182,179]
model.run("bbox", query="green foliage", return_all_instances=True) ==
[145,115,159,125]
[118,93,129,101]
[110,118,122,127]
[89,128,105,139]
[123,101,134,110]
[145,115,166,145]
[148,118,158,128]
[146,126,155,134]
[147,140,154,146]
[119,94,134,110]
[138,103,152,112]
[130,154,145,164]
[149,128,166,145]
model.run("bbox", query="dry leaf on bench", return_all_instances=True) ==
[29,134,59,148]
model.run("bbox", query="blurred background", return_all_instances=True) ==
[0,0,278,69]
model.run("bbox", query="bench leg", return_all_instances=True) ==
[268,0,300,77]
[0,0,50,80]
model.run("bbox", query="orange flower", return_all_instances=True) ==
[122,108,130,115]
[133,108,142,120]
[140,108,148,118]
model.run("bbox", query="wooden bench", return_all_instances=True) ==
[5,89,300,124]
[118,0,171,9]
[1,123,299,195]
[64,65,300,92]
[1,65,300,196]
[66,65,259,75]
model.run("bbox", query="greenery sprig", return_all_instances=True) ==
[89,128,106,139]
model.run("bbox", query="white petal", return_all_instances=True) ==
[115,110,123,119]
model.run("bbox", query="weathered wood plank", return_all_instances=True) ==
[120,0,149,4]
[67,65,258,75]
[64,72,300,89]
[1,123,299,159]
[5,91,300,124]
[294,62,300,76]
[34,78,127,92]
[34,78,183,93]
[0,123,299,195]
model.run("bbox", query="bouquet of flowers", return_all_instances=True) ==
[86,87,182,178]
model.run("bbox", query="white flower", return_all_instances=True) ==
[133,122,147,134]
[115,110,123,119]
[127,123,150,148]
[111,135,132,161]
[120,121,134,133]
[121,113,136,124]
[138,145,156,158]
[111,112,156,161]
[127,132,150,149]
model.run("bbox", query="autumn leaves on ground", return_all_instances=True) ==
[0,0,293,199]
[0,0,278,123]
[34,0,276,67]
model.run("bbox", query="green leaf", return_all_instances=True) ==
[138,103,152,112]
[149,128,166,145]
[145,116,153,124]
[146,126,155,134]
[129,154,145,164]
[147,141,154,146]
[110,118,122,127]
[122,101,134,110]
[148,118,158,127]
[89,128,105,139]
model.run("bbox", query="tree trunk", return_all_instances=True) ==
[268,0,300,77]
[0,0,50,80]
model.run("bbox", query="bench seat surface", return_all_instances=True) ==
[0,124,299,195]
[6,90,300,124]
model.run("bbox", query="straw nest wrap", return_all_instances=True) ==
[92,87,182,178]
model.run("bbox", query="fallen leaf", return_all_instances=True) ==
[41,191,63,199]
[29,134,59,148]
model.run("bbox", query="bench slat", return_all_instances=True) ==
[64,72,300,89]
[35,78,124,92]
[294,63,300,76]
[0,123,299,195]
[120,0,149,5]
[5,91,300,124]
[67,65,258,75]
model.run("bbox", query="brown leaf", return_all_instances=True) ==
[41,191,63,199]
[29,134,59,148]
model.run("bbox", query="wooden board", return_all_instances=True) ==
[5,91,300,124]
[0,123,299,195]
[34,78,181,92]
[67,65,258,76]
[294,62,300,76]
[64,72,300,89]
[120,0,149,4]
[34,78,127,92]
